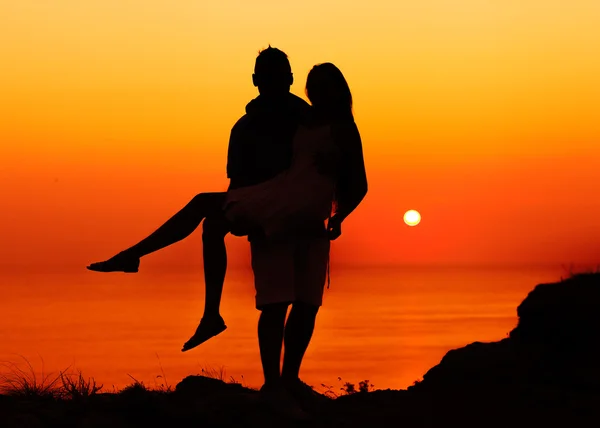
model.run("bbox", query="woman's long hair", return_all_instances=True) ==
[305,63,353,120]
[305,63,354,217]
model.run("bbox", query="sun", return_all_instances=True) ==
[403,210,421,226]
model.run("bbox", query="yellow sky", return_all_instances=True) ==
[1,1,599,269]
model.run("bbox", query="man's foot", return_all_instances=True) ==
[86,252,140,273]
[181,316,227,352]
[282,377,331,413]
[259,381,311,421]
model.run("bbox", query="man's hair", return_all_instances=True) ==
[254,45,291,75]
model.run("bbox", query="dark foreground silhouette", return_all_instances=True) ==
[2,272,600,427]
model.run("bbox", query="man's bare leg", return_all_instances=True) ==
[280,301,329,412]
[281,302,319,381]
[257,302,310,419]
[257,302,289,384]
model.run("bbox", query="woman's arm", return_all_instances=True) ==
[331,120,368,223]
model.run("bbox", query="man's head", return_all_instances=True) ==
[252,46,293,97]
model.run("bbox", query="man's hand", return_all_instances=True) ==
[327,215,342,240]
[314,150,339,178]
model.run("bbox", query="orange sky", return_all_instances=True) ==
[1,1,599,271]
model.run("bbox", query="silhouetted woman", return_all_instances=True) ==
[87,63,367,351]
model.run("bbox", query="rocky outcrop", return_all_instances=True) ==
[411,272,600,393]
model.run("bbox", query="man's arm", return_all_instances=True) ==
[226,119,246,190]
[332,120,368,223]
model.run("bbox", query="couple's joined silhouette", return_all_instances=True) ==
[87,47,367,417]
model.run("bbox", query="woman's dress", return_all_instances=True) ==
[223,124,337,237]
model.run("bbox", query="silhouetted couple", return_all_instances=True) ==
[87,47,367,417]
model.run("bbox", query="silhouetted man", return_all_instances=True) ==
[224,47,328,413]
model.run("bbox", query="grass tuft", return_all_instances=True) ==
[0,356,102,400]
[0,356,62,399]
[59,370,103,399]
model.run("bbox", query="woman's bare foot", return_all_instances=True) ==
[181,316,227,352]
[87,252,140,273]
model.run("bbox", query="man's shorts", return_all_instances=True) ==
[250,235,330,309]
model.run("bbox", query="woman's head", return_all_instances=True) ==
[305,63,353,119]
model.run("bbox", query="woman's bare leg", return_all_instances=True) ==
[202,214,229,318]
[87,192,227,272]
[88,191,235,350]
[181,213,230,352]
[121,192,227,259]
